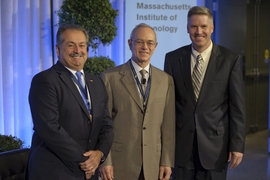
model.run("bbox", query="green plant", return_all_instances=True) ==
[0,135,24,152]
[57,0,118,50]
[84,56,115,76]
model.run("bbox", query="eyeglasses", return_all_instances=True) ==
[132,39,156,47]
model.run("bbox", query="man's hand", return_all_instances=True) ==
[228,151,243,169]
[159,166,172,180]
[80,150,103,179]
[85,172,92,180]
[99,165,114,180]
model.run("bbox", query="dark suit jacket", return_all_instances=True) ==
[26,61,113,180]
[164,43,246,170]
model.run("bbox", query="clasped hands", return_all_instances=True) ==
[80,150,103,179]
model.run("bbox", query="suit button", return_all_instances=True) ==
[143,127,146,130]
[89,140,91,142]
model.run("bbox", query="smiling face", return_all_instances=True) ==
[187,14,214,53]
[56,29,88,71]
[128,26,158,68]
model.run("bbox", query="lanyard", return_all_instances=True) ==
[129,60,151,103]
[67,70,91,113]
[69,73,88,100]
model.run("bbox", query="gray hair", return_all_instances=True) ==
[56,24,89,46]
[129,23,157,42]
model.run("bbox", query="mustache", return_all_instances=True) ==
[69,53,84,58]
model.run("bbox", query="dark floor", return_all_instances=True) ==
[98,130,270,180]
[227,129,270,180]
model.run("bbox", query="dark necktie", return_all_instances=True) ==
[192,54,204,101]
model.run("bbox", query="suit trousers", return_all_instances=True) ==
[138,166,145,180]
[174,131,228,180]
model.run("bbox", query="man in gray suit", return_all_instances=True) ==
[164,6,246,180]
[99,23,175,180]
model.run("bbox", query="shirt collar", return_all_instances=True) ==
[131,59,150,73]
[191,41,213,60]
[65,66,84,76]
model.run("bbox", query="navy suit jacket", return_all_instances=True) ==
[164,43,246,169]
[26,61,113,180]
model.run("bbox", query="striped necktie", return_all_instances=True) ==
[192,54,204,101]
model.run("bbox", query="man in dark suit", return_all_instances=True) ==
[26,24,113,180]
[164,6,246,180]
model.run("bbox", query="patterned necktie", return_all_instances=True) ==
[192,54,204,101]
[139,69,147,93]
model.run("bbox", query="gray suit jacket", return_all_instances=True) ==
[164,43,246,169]
[100,60,175,180]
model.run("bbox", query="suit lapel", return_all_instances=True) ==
[181,52,197,105]
[146,66,160,108]
[178,46,197,105]
[198,44,222,103]
[85,75,96,123]
[120,61,144,111]
[54,61,91,120]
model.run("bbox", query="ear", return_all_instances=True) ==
[56,45,60,56]
[128,39,132,50]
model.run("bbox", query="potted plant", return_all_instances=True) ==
[0,134,24,152]
[57,0,118,75]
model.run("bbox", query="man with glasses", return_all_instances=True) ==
[99,23,175,180]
